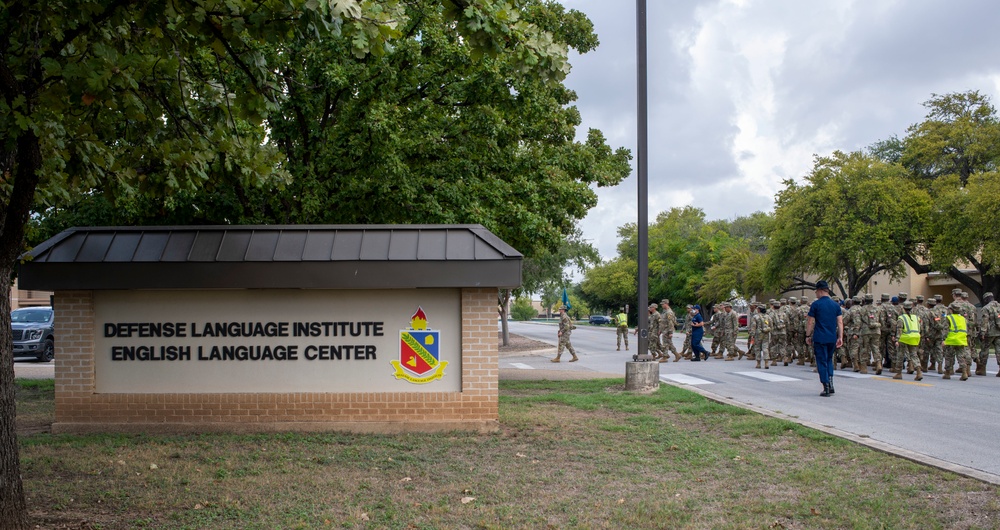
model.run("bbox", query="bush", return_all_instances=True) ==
[511,297,538,321]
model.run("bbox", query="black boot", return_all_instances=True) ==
[820,382,830,397]
[828,379,835,395]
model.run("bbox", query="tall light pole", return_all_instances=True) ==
[633,0,651,362]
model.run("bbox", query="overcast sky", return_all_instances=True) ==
[559,0,1000,261]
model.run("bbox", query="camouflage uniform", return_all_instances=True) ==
[845,296,863,371]
[767,301,787,366]
[837,299,854,369]
[979,295,1000,376]
[943,301,972,380]
[954,291,980,374]
[646,304,662,359]
[659,301,680,362]
[709,307,723,357]
[892,302,922,380]
[681,307,693,358]
[857,295,881,374]
[925,298,949,373]
[749,308,771,368]
[552,308,577,362]
[615,309,629,351]
[911,296,930,371]
[721,304,739,360]
[799,299,815,365]
[786,297,803,364]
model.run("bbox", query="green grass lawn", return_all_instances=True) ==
[15,378,999,529]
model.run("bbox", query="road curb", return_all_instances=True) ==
[676,382,1000,487]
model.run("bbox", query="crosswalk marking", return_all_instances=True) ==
[831,371,877,379]
[509,363,535,370]
[735,371,801,382]
[661,374,715,385]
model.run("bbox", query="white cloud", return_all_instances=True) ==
[561,0,1000,261]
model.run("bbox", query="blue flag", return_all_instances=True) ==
[562,288,571,309]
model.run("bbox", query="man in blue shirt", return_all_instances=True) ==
[806,280,844,397]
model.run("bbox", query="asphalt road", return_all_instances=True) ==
[505,320,1000,483]
[12,358,54,379]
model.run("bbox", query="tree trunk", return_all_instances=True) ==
[0,129,42,530]
[498,289,510,346]
[0,270,28,529]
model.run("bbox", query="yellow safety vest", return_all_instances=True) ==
[898,314,920,346]
[944,314,968,346]
[616,313,628,326]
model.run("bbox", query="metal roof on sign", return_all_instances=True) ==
[18,225,522,290]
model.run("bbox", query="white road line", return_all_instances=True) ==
[509,363,535,370]
[831,371,878,379]
[735,371,801,382]
[661,374,715,385]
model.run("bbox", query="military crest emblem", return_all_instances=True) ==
[392,307,448,384]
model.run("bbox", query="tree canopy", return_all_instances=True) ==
[766,150,931,298]
[0,1,628,527]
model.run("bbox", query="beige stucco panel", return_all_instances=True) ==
[93,289,462,393]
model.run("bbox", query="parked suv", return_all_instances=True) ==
[588,315,613,325]
[11,306,55,362]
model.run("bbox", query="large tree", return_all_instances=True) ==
[900,91,1000,299]
[766,150,931,298]
[0,1,606,527]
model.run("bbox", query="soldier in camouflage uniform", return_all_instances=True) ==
[912,295,929,371]
[786,297,803,365]
[681,305,694,359]
[893,301,923,381]
[705,302,725,359]
[722,302,740,360]
[643,303,662,359]
[659,299,681,362]
[768,299,787,366]
[845,296,863,371]
[552,306,578,362]
[876,293,892,370]
[957,291,982,375]
[943,301,972,380]
[979,293,1000,376]
[836,297,854,369]
[749,304,771,369]
[926,297,949,373]
[962,291,989,375]
[858,294,881,374]
[615,306,629,351]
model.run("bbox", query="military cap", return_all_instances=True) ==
[779,298,787,304]
[915,295,924,302]
[985,292,995,300]
[927,298,938,306]
[788,296,798,302]
[962,291,970,299]
[852,295,861,303]
[661,299,670,305]
[934,294,944,302]
[686,304,693,309]
[950,301,963,312]
[832,296,840,302]
[880,293,891,301]
[898,292,908,300]
[559,305,568,311]
[902,301,913,309]
[648,303,658,309]
[771,299,780,306]
[864,293,874,300]
[952,288,963,295]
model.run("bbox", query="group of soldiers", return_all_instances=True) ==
[744,297,814,369]
[612,287,1000,380]
[834,288,1000,381]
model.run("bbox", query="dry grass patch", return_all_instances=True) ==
[15,378,1000,529]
